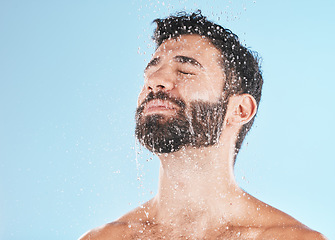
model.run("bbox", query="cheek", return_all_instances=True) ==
[179,79,223,102]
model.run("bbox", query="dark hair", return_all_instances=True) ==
[152,10,263,163]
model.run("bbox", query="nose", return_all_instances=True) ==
[146,66,175,93]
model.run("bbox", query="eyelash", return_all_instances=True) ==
[178,71,195,75]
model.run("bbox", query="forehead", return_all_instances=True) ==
[154,35,221,60]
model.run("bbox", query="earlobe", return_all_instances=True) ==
[226,94,257,126]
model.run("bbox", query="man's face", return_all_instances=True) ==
[135,35,228,153]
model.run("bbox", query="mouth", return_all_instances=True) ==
[143,99,179,114]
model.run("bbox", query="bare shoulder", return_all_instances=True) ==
[78,221,130,240]
[243,194,327,239]
[257,225,327,240]
[78,202,151,240]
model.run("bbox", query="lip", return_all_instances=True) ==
[144,99,178,114]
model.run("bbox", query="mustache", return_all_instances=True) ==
[138,91,186,112]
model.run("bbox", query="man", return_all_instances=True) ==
[80,11,326,239]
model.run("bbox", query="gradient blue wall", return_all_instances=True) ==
[1,0,334,239]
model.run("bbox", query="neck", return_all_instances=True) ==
[152,133,245,228]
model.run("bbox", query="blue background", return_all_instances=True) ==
[1,0,334,239]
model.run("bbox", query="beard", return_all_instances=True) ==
[135,91,227,154]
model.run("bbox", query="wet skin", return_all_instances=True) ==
[80,35,327,240]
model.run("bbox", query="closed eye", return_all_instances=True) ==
[178,71,195,75]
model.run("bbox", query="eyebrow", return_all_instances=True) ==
[145,57,160,71]
[145,55,204,71]
[174,55,203,69]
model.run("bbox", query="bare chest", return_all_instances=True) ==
[127,224,262,240]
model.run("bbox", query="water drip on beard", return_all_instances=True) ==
[138,112,192,153]
[135,92,227,154]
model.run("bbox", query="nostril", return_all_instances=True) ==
[147,83,169,92]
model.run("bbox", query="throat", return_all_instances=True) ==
[151,142,242,229]
[154,163,240,226]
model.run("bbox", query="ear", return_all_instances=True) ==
[226,94,257,126]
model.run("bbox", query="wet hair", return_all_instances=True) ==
[152,10,263,163]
